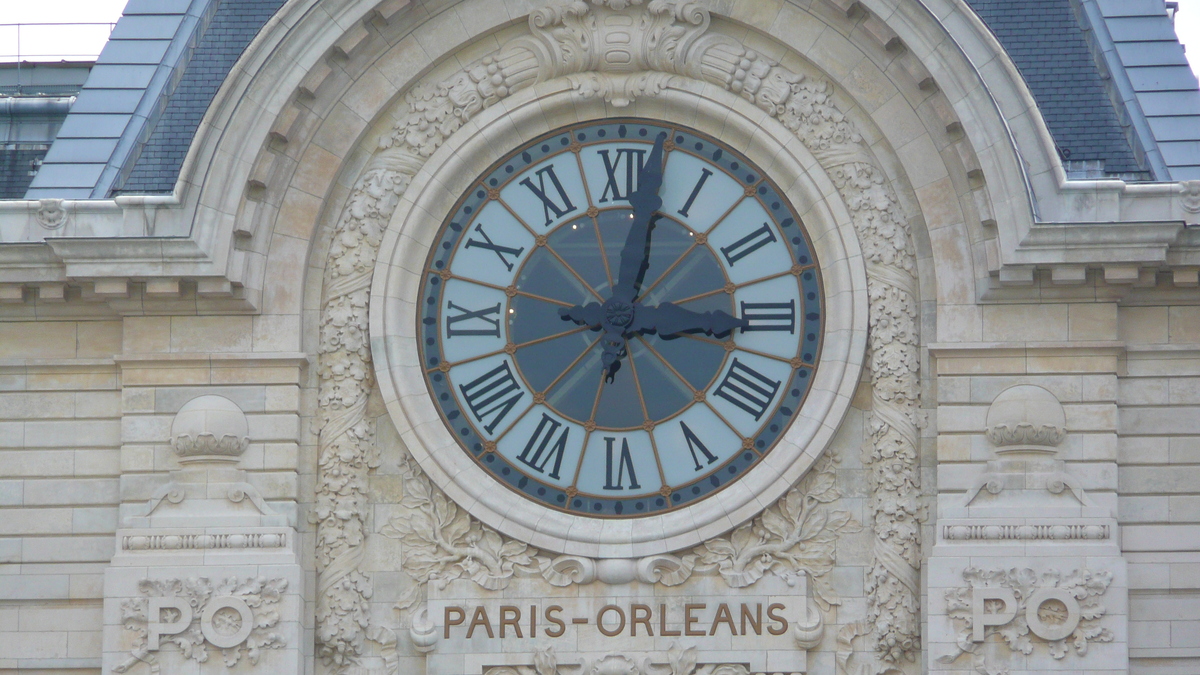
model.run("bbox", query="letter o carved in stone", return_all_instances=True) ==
[200,596,255,649]
[1025,588,1081,641]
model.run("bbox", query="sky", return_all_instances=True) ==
[2,0,1200,74]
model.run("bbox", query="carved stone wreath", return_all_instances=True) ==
[314,0,921,671]
[939,567,1114,675]
[114,576,288,673]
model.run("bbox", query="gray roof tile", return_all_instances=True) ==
[96,40,174,65]
[119,0,287,194]
[1105,16,1180,41]
[25,162,105,189]
[1116,41,1189,67]
[82,64,159,90]
[108,15,188,41]
[41,138,119,164]
[1126,65,1200,91]
[53,114,132,139]
[123,0,196,13]
[967,0,1146,175]
[1098,0,1169,16]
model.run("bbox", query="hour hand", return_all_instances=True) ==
[634,301,749,338]
[558,303,604,328]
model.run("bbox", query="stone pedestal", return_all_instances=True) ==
[929,385,1128,675]
[101,396,304,675]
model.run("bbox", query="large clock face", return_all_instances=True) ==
[417,119,822,518]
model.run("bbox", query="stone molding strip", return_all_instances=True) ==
[121,530,290,551]
[942,523,1110,542]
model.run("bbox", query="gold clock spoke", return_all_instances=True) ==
[492,189,605,303]
[634,336,700,397]
[634,239,699,301]
[635,336,750,452]
[491,401,537,445]
[699,192,751,241]
[677,333,808,367]
[593,214,615,291]
[703,398,753,453]
[573,146,596,208]
[439,273,577,308]
[661,286,726,306]
[541,241,607,303]
[588,364,607,423]
[542,334,603,395]
[514,324,591,351]
[625,347,669,488]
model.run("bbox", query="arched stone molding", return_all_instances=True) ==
[292,3,938,673]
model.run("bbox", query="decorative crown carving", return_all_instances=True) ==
[170,395,251,462]
[984,385,1066,452]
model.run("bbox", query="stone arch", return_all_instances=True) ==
[163,0,1084,326]
[153,0,1090,672]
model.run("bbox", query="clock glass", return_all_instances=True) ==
[418,119,822,517]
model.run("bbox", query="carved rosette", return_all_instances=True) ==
[314,0,921,669]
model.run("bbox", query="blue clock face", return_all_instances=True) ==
[418,119,822,518]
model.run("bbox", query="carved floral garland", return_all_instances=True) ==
[315,0,921,670]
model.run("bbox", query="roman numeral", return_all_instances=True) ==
[719,222,778,266]
[516,413,570,480]
[740,300,795,333]
[458,361,524,434]
[464,224,525,271]
[680,421,718,472]
[446,301,502,338]
[598,148,646,203]
[713,358,781,422]
[677,168,713,217]
[519,164,577,226]
[603,436,641,490]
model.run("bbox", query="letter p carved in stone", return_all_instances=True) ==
[147,596,192,650]
[971,588,1017,642]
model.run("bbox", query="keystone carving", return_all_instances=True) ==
[34,198,68,230]
[316,0,921,669]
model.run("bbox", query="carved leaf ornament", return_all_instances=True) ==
[115,576,287,672]
[316,0,921,670]
[940,567,1114,675]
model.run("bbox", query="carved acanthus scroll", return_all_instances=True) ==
[315,1,921,670]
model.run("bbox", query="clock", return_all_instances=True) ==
[415,118,822,518]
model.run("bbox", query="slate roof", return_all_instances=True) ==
[966,0,1149,179]
[1089,0,1200,180]
[0,146,48,199]
[13,0,1200,198]
[118,0,285,194]
[24,0,220,199]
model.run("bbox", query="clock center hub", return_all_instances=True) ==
[603,299,635,329]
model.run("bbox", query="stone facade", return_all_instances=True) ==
[0,1,1198,674]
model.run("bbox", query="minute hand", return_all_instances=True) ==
[633,301,749,338]
[611,132,667,303]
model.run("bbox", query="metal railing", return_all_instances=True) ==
[0,22,114,96]
[0,22,116,62]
